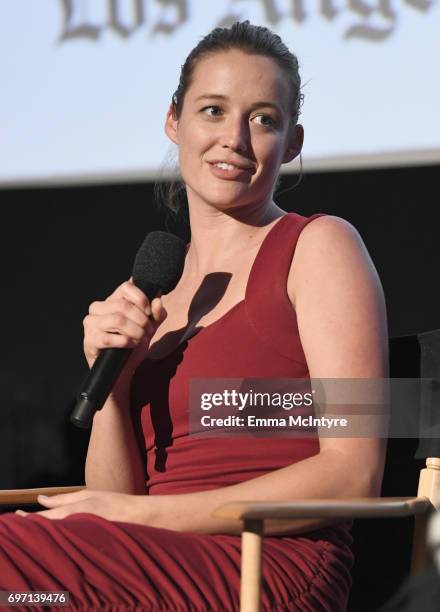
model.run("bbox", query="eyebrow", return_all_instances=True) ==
[194,94,284,114]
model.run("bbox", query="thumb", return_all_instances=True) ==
[150,298,167,324]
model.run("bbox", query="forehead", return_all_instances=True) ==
[185,49,290,112]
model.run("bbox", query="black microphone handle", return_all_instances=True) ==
[70,348,132,429]
[71,280,161,429]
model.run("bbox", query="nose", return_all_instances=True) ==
[220,115,250,153]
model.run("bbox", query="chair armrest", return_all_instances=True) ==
[0,486,86,505]
[212,497,433,521]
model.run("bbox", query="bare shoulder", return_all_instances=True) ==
[296,214,367,262]
[288,215,375,304]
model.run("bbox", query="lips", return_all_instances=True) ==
[209,160,254,171]
[208,162,253,180]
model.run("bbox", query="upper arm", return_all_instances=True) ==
[289,215,388,378]
[288,215,388,493]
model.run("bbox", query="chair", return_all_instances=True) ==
[1,332,440,612]
[0,485,84,506]
[213,458,440,612]
[212,330,440,611]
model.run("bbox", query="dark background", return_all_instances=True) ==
[1,164,438,610]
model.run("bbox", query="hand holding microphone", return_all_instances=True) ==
[83,280,167,375]
[71,231,186,429]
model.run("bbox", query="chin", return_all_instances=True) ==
[207,195,253,212]
[191,186,248,209]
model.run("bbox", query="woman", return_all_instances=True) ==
[0,21,387,611]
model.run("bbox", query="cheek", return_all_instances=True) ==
[182,116,215,145]
[255,137,285,175]
[178,125,212,169]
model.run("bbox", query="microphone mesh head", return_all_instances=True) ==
[132,231,186,295]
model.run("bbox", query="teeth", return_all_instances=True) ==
[215,162,236,170]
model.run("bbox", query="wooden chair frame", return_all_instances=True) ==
[212,456,440,612]
[0,486,84,506]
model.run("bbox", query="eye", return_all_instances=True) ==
[201,105,223,117]
[253,114,276,127]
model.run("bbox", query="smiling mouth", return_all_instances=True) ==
[207,162,254,184]
[209,161,255,173]
[213,162,247,171]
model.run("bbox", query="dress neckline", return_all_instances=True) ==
[146,214,291,361]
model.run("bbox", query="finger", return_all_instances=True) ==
[37,495,65,507]
[89,314,154,346]
[88,298,151,325]
[109,281,151,313]
[15,510,29,516]
[84,331,139,358]
[35,498,103,520]
[83,304,150,338]
[34,507,73,520]
[37,490,90,507]
[150,298,167,324]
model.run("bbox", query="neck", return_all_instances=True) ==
[183,198,285,277]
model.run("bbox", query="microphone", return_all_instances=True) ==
[70,231,186,429]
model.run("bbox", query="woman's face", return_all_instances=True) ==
[165,49,302,213]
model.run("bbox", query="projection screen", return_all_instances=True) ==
[1,0,439,187]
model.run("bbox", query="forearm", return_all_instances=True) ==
[85,378,146,494]
[144,447,379,535]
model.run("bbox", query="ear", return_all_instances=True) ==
[164,104,179,145]
[283,124,304,164]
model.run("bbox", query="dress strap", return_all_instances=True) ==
[244,212,326,362]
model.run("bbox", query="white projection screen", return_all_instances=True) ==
[1,0,439,187]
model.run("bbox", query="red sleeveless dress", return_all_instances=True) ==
[0,213,353,611]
